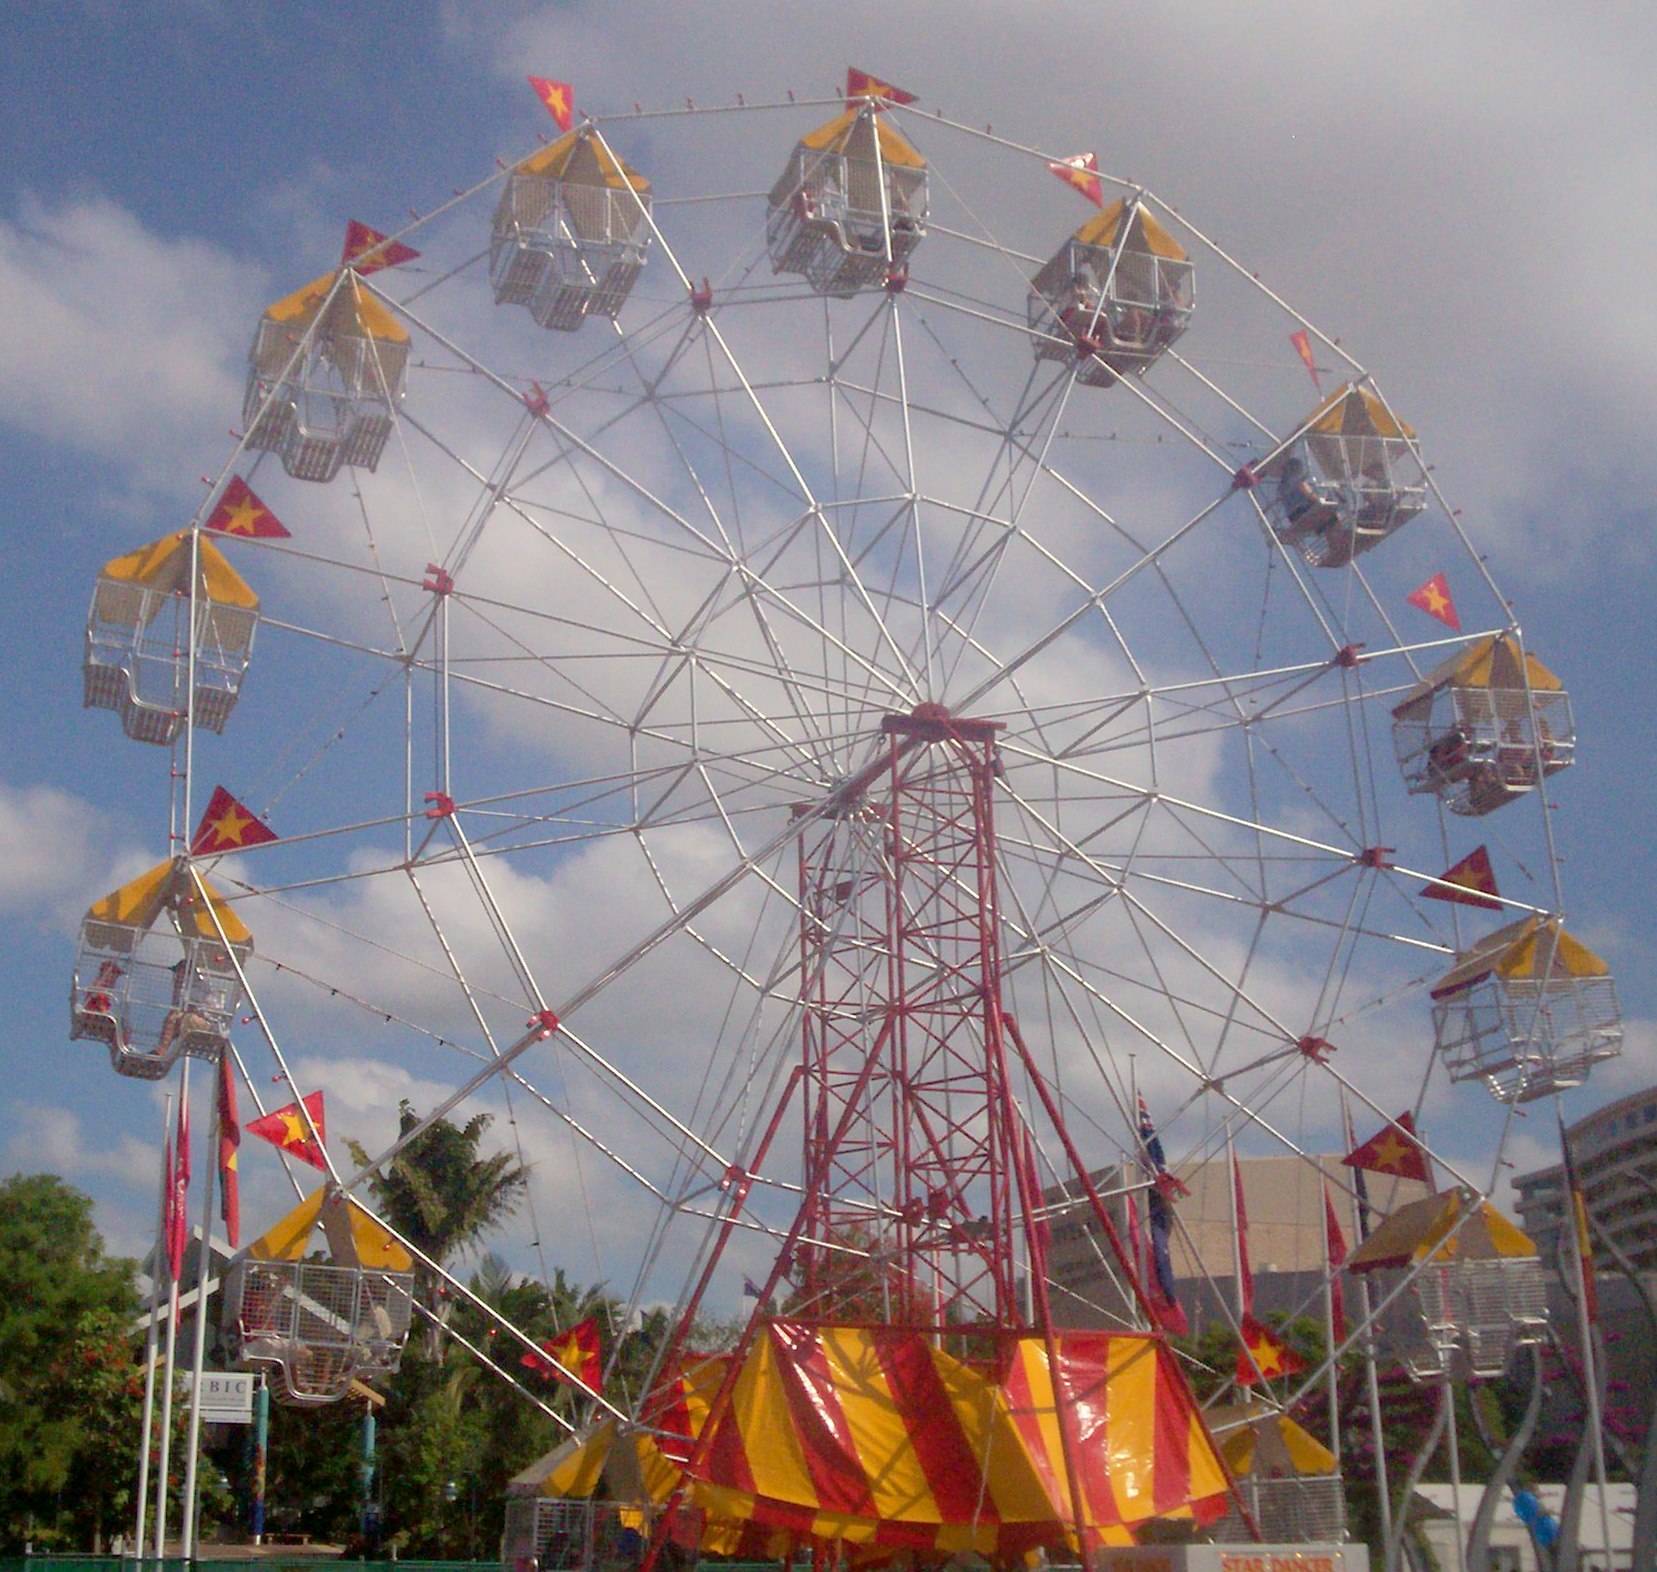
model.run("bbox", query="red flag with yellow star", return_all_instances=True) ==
[218,1051,241,1247]
[529,76,574,131]
[521,1317,602,1395]
[846,67,917,107]
[1342,1110,1432,1185]
[191,786,279,856]
[248,1091,328,1171]
[206,476,290,540]
[341,220,420,276]
[1406,572,1461,630]
[1423,845,1502,911]
[1047,152,1104,208]
[1235,1312,1306,1387]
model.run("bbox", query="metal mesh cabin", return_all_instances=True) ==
[83,533,258,746]
[1206,1407,1344,1545]
[766,106,927,298]
[1429,916,1621,1103]
[243,270,409,482]
[69,859,251,1080]
[222,1188,415,1406]
[1348,1191,1551,1382]
[490,129,652,330]
[1257,385,1427,567]
[1027,197,1194,385]
[1392,635,1575,817]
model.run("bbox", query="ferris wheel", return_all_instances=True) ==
[71,70,1621,1552]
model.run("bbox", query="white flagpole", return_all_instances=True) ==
[1322,1174,1342,1464]
[180,1063,221,1559]
[134,1092,172,1559]
[154,1058,190,1557]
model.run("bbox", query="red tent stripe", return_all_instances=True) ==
[874,1331,990,1522]
[771,1323,879,1520]
[1147,1345,1193,1515]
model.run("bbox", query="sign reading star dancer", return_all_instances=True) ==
[845,67,917,107]
[341,220,420,276]
[1048,152,1104,208]
[1423,845,1502,911]
[528,76,574,132]
[1407,571,1461,630]
[191,786,279,856]
[1343,1110,1433,1185]
[206,476,290,540]
[248,1091,328,1171]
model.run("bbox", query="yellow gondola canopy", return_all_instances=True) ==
[513,128,651,193]
[1430,914,1608,1000]
[1347,1189,1537,1273]
[246,1185,413,1273]
[83,858,252,948]
[98,533,259,616]
[262,270,409,345]
[1306,382,1415,440]
[1208,1404,1336,1479]
[1071,198,1188,262]
[1400,634,1564,709]
[798,106,926,170]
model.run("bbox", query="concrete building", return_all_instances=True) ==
[1044,1153,1428,1333]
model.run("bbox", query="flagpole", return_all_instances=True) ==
[1560,1106,1615,1566]
[1226,1128,1246,1321]
[155,1058,189,1558]
[1343,1087,1394,1557]
[134,1091,172,1561]
[179,1065,221,1560]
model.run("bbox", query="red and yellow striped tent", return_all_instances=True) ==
[522,1322,1230,1557]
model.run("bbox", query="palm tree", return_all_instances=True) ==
[348,1100,529,1357]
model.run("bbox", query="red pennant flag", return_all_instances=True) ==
[1235,1312,1307,1386]
[1406,572,1461,630]
[166,1094,191,1284]
[1423,845,1502,911]
[218,1054,241,1248]
[206,475,290,540]
[528,76,574,132]
[846,67,917,107]
[248,1091,328,1171]
[1343,1111,1433,1185]
[1233,1149,1254,1315]
[1323,1184,1348,1345]
[191,786,279,856]
[341,220,421,276]
[1047,152,1104,208]
[521,1317,603,1395]
[1289,329,1323,395]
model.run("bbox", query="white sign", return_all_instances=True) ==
[1094,1550,1369,1572]
[196,1371,254,1424]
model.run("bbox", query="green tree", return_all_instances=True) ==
[0,1174,139,1551]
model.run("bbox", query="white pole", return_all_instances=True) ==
[180,1069,221,1559]
[1442,1371,1468,1572]
[1562,1113,1615,1569]
[134,1092,172,1560]
[1321,1173,1341,1464]
[154,1059,189,1557]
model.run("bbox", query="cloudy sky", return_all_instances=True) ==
[1,3,1652,1321]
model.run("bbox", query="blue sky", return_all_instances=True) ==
[1,3,1652,1313]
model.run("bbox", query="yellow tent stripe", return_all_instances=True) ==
[821,1327,942,1526]
[248,1186,325,1261]
[1103,1336,1159,1514]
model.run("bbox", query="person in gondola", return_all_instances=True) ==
[1276,456,1339,543]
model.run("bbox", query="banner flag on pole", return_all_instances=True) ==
[191,785,279,856]
[206,476,290,539]
[1343,1110,1433,1185]
[528,76,574,131]
[1406,572,1461,630]
[248,1091,328,1170]
[1423,845,1502,911]
[217,1054,241,1247]
[1048,152,1104,208]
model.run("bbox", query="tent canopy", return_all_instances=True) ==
[1347,1189,1537,1273]
[98,532,259,616]
[1400,635,1564,712]
[1072,198,1188,262]
[523,1323,1229,1555]
[84,858,252,948]
[1207,1404,1336,1479]
[1430,915,1609,1000]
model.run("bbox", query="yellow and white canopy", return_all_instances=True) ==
[95,532,258,625]
[512,128,651,194]
[1347,1189,1537,1273]
[261,269,410,346]
[246,1185,413,1272]
[82,858,252,952]
[796,106,926,170]
[1071,197,1188,262]
[1430,914,1608,1000]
